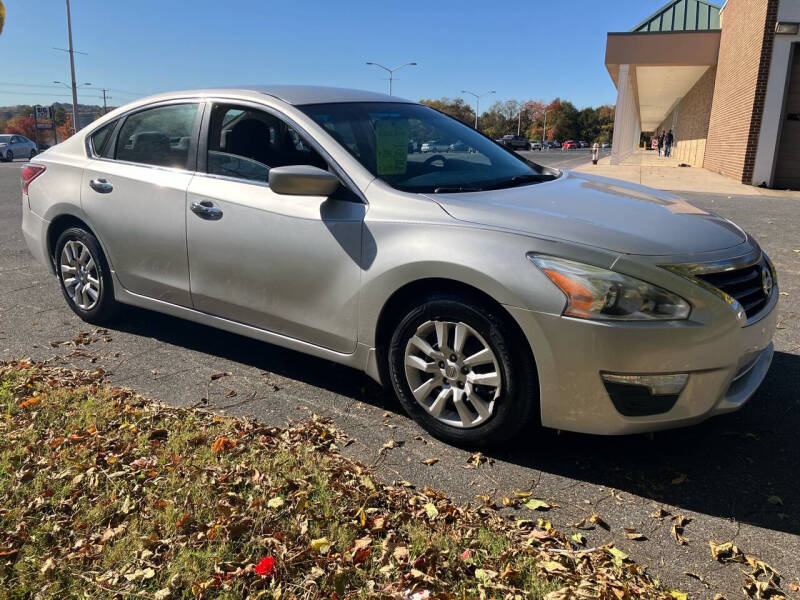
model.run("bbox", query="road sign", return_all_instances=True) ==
[35,106,52,120]
[36,120,53,129]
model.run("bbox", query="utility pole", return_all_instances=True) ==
[461,90,495,130]
[99,89,110,114]
[65,0,79,134]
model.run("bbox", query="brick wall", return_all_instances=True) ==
[704,0,779,182]
[656,66,716,167]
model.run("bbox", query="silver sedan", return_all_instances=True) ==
[20,86,778,446]
[0,134,38,162]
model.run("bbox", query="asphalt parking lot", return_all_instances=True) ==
[1,152,798,597]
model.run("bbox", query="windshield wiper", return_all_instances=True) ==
[433,186,483,193]
[484,173,548,191]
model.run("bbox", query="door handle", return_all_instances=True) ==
[88,178,113,193]
[190,200,223,220]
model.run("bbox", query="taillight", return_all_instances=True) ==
[21,163,46,195]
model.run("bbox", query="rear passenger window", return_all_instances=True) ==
[89,121,115,156]
[115,104,199,169]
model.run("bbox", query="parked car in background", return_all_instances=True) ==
[602,142,611,149]
[448,140,472,153]
[421,140,449,153]
[530,141,542,151]
[498,134,531,151]
[579,141,589,148]
[0,134,38,162]
[20,85,778,447]
[562,140,578,150]
[546,141,558,149]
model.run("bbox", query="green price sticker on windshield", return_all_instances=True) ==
[376,119,409,175]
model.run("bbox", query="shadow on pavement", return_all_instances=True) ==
[494,350,800,536]
[111,306,799,536]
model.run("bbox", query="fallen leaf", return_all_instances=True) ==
[310,537,331,554]
[671,474,688,485]
[624,528,647,541]
[709,540,745,563]
[267,497,284,509]
[210,371,232,380]
[40,557,56,576]
[539,560,567,575]
[424,503,439,519]
[766,495,783,506]
[571,532,586,545]
[524,499,551,511]
[589,513,610,530]
[474,568,498,581]
[421,457,439,466]
[17,396,41,408]
[607,545,629,566]
[211,437,236,454]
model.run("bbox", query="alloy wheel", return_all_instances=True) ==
[403,319,502,428]
[60,240,101,311]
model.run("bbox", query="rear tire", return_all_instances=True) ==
[29,149,37,159]
[5,150,13,162]
[388,295,538,447]
[54,227,119,324]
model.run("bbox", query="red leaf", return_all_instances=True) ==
[254,556,275,577]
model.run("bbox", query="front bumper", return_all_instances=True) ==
[506,287,778,435]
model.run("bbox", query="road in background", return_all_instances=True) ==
[1,155,798,598]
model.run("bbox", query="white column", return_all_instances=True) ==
[610,64,641,165]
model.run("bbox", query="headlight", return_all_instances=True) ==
[528,254,691,321]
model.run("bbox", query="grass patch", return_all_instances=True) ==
[0,361,670,599]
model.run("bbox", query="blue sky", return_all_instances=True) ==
[0,0,669,110]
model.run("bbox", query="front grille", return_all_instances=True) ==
[695,261,770,319]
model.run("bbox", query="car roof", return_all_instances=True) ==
[145,85,413,106]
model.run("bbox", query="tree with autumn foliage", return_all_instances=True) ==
[4,115,36,139]
[56,114,75,141]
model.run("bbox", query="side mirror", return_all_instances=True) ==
[268,165,340,196]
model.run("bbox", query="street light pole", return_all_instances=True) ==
[365,62,418,96]
[65,0,79,133]
[542,109,548,145]
[461,90,495,130]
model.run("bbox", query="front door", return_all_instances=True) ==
[81,102,202,306]
[186,102,363,353]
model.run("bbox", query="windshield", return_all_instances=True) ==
[0,135,12,143]
[298,102,558,193]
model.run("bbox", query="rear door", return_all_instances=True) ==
[185,101,363,353]
[81,101,203,306]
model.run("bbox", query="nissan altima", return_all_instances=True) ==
[20,86,778,446]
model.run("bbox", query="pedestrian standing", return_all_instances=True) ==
[665,129,674,157]
[592,142,599,165]
[657,130,664,156]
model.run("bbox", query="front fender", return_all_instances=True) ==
[357,220,582,347]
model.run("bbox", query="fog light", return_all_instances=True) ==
[601,373,688,395]
[601,373,688,417]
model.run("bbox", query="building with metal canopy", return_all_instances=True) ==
[605,0,799,189]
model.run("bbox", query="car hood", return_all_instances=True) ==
[425,171,747,256]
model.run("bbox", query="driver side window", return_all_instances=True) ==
[206,104,328,184]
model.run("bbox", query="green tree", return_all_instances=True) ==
[418,97,475,126]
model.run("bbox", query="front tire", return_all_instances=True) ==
[5,150,13,162]
[29,149,37,159]
[55,227,119,324]
[388,295,538,447]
